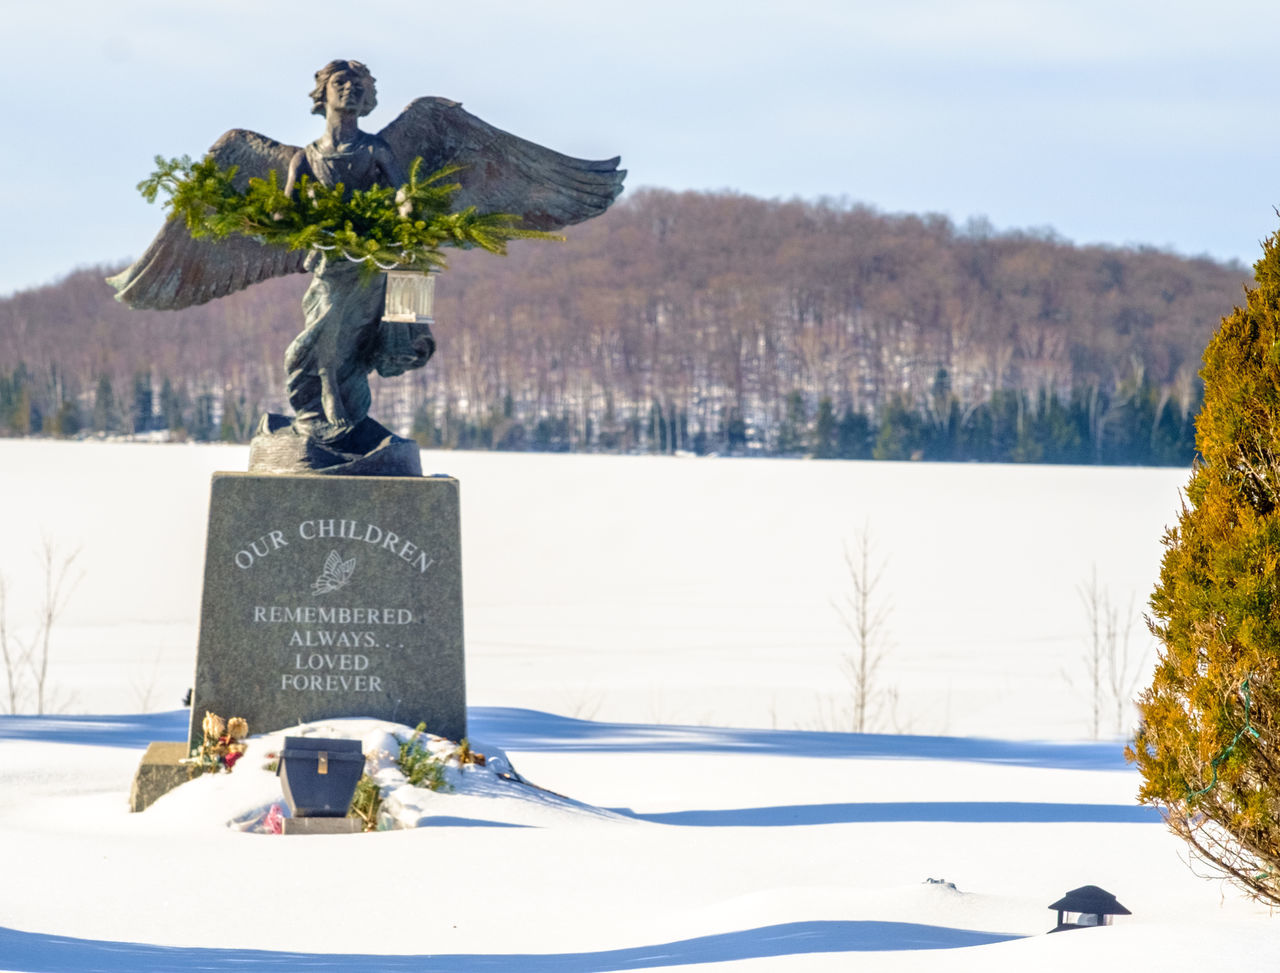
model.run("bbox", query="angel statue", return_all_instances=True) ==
[109,59,625,475]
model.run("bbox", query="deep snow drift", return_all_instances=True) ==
[2,707,1275,971]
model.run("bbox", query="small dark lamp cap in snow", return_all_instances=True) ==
[1048,885,1131,932]
[1049,885,1131,915]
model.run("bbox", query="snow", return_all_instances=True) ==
[0,440,1184,737]
[0,441,1276,971]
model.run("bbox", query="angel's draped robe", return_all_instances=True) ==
[284,136,391,443]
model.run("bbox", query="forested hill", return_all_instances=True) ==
[0,188,1256,464]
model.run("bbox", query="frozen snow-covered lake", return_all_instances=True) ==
[3,441,1274,972]
[0,440,1186,738]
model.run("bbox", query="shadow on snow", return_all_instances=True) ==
[0,707,1131,773]
[610,800,1161,826]
[468,707,1132,772]
[0,921,1022,971]
[0,710,188,749]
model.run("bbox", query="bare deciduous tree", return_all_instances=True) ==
[833,524,894,733]
[1,189,1247,457]
[31,539,81,714]
[0,575,30,714]
[1075,565,1147,738]
[0,539,81,715]
[131,648,166,714]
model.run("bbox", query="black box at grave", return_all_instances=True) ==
[277,737,364,816]
[187,473,466,747]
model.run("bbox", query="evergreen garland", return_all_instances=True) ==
[138,155,560,275]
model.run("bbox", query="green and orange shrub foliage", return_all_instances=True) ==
[1130,229,1280,905]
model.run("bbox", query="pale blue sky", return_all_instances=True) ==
[5,0,1279,296]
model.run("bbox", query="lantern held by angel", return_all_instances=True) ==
[109,60,625,475]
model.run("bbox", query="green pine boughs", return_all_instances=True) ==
[1129,227,1280,905]
[396,722,451,792]
[138,155,560,274]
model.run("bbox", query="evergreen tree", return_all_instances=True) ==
[410,402,440,447]
[0,365,32,436]
[159,377,186,438]
[985,389,1023,463]
[1150,388,1199,466]
[132,371,154,434]
[776,390,808,455]
[219,391,251,442]
[1036,391,1088,465]
[51,399,81,438]
[190,393,217,441]
[813,398,838,458]
[532,414,571,452]
[649,400,666,453]
[873,397,924,461]
[1129,230,1280,905]
[1009,391,1044,464]
[92,374,119,434]
[836,408,872,459]
[493,419,526,451]
[723,409,747,453]
[11,383,31,437]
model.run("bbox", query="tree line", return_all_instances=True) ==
[0,188,1253,465]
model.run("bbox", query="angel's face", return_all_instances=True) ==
[325,72,366,113]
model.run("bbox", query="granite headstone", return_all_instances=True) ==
[188,472,466,746]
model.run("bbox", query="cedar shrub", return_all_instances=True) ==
[1129,228,1280,904]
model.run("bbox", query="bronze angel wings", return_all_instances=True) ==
[108,97,626,310]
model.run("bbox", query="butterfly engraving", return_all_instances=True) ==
[312,550,356,595]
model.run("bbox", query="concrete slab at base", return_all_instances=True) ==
[129,741,200,812]
[282,816,363,835]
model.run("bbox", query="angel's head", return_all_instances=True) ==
[310,60,378,117]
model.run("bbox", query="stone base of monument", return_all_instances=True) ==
[187,471,467,748]
[129,741,200,812]
[248,413,424,477]
[282,816,363,835]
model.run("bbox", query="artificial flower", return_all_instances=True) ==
[202,711,225,741]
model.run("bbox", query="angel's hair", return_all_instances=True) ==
[310,60,378,117]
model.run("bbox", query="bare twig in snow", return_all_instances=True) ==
[832,524,894,733]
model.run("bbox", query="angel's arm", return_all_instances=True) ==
[372,138,412,217]
[282,149,311,199]
[375,138,408,187]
